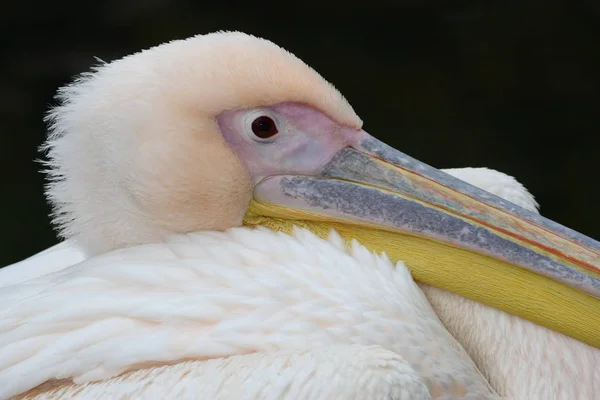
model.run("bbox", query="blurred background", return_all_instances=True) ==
[1,0,599,266]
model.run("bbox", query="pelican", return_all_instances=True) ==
[1,31,598,400]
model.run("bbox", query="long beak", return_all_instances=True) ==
[244,133,600,348]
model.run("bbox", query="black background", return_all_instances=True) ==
[2,0,599,266]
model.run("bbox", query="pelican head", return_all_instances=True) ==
[44,32,360,254]
[44,32,600,347]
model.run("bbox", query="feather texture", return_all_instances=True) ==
[0,227,497,399]
[17,346,431,400]
[0,240,85,287]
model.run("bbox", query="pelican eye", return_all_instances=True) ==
[251,116,279,139]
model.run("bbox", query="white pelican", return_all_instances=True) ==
[1,32,599,400]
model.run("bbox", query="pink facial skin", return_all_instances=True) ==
[217,102,365,184]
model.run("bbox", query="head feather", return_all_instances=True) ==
[42,31,361,255]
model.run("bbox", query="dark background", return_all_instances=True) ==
[1,1,599,266]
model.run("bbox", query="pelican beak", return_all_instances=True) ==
[244,132,600,348]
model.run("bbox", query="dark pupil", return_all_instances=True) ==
[251,116,278,139]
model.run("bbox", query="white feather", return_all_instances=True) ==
[18,346,431,400]
[0,227,497,400]
[0,240,85,288]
